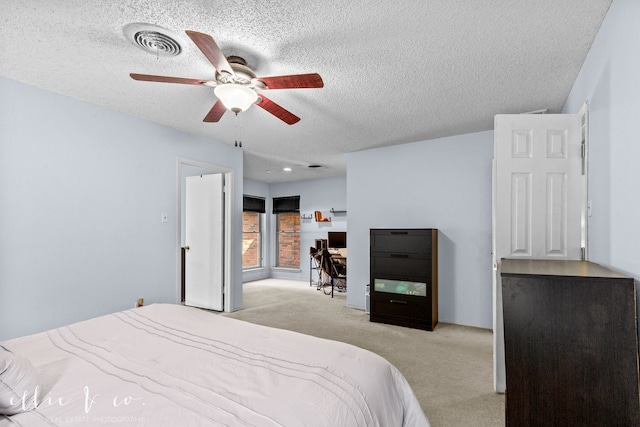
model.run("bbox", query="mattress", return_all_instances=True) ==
[0,304,429,426]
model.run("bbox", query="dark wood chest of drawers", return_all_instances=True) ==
[501,259,640,426]
[369,228,438,331]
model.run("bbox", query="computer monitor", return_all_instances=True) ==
[327,231,347,249]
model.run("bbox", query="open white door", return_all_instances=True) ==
[184,173,224,311]
[493,112,586,392]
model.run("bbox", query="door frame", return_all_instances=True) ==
[578,101,590,259]
[176,157,235,312]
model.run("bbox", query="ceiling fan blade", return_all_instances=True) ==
[203,100,227,122]
[256,95,300,125]
[256,73,324,90]
[185,30,235,77]
[130,73,212,86]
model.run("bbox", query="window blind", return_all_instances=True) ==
[272,196,300,214]
[243,195,266,213]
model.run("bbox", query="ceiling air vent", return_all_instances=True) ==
[123,23,182,57]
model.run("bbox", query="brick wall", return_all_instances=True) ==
[277,213,300,267]
[242,212,260,268]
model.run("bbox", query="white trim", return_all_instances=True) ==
[578,101,589,261]
[176,157,235,313]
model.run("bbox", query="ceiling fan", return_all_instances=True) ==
[130,30,324,125]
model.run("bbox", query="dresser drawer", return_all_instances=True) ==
[373,293,430,311]
[371,278,431,298]
[370,229,433,254]
[370,254,431,278]
[370,298,433,330]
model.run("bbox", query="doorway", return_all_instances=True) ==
[492,106,588,392]
[176,157,235,312]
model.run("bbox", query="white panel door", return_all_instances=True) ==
[493,113,585,392]
[185,174,224,311]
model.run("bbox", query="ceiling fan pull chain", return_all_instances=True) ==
[234,113,243,148]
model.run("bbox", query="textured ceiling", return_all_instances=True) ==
[1,0,611,183]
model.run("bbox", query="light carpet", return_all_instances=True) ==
[222,278,505,426]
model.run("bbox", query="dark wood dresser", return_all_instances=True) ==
[501,258,640,426]
[369,228,438,331]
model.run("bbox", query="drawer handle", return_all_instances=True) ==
[389,299,408,305]
[390,254,409,258]
[390,231,408,235]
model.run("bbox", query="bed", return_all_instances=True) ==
[1,304,429,426]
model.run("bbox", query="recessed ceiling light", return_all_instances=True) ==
[283,167,292,172]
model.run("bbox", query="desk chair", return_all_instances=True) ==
[317,249,347,298]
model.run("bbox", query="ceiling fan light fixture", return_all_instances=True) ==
[214,84,258,113]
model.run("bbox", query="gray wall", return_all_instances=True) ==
[563,0,640,298]
[268,176,348,283]
[347,131,494,328]
[0,77,244,341]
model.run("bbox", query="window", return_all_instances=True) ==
[273,196,300,268]
[243,196,265,270]
[242,211,262,269]
[275,213,300,268]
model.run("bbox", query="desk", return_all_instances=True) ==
[310,252,321,287]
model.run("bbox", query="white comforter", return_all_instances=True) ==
[1,304,429,426]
